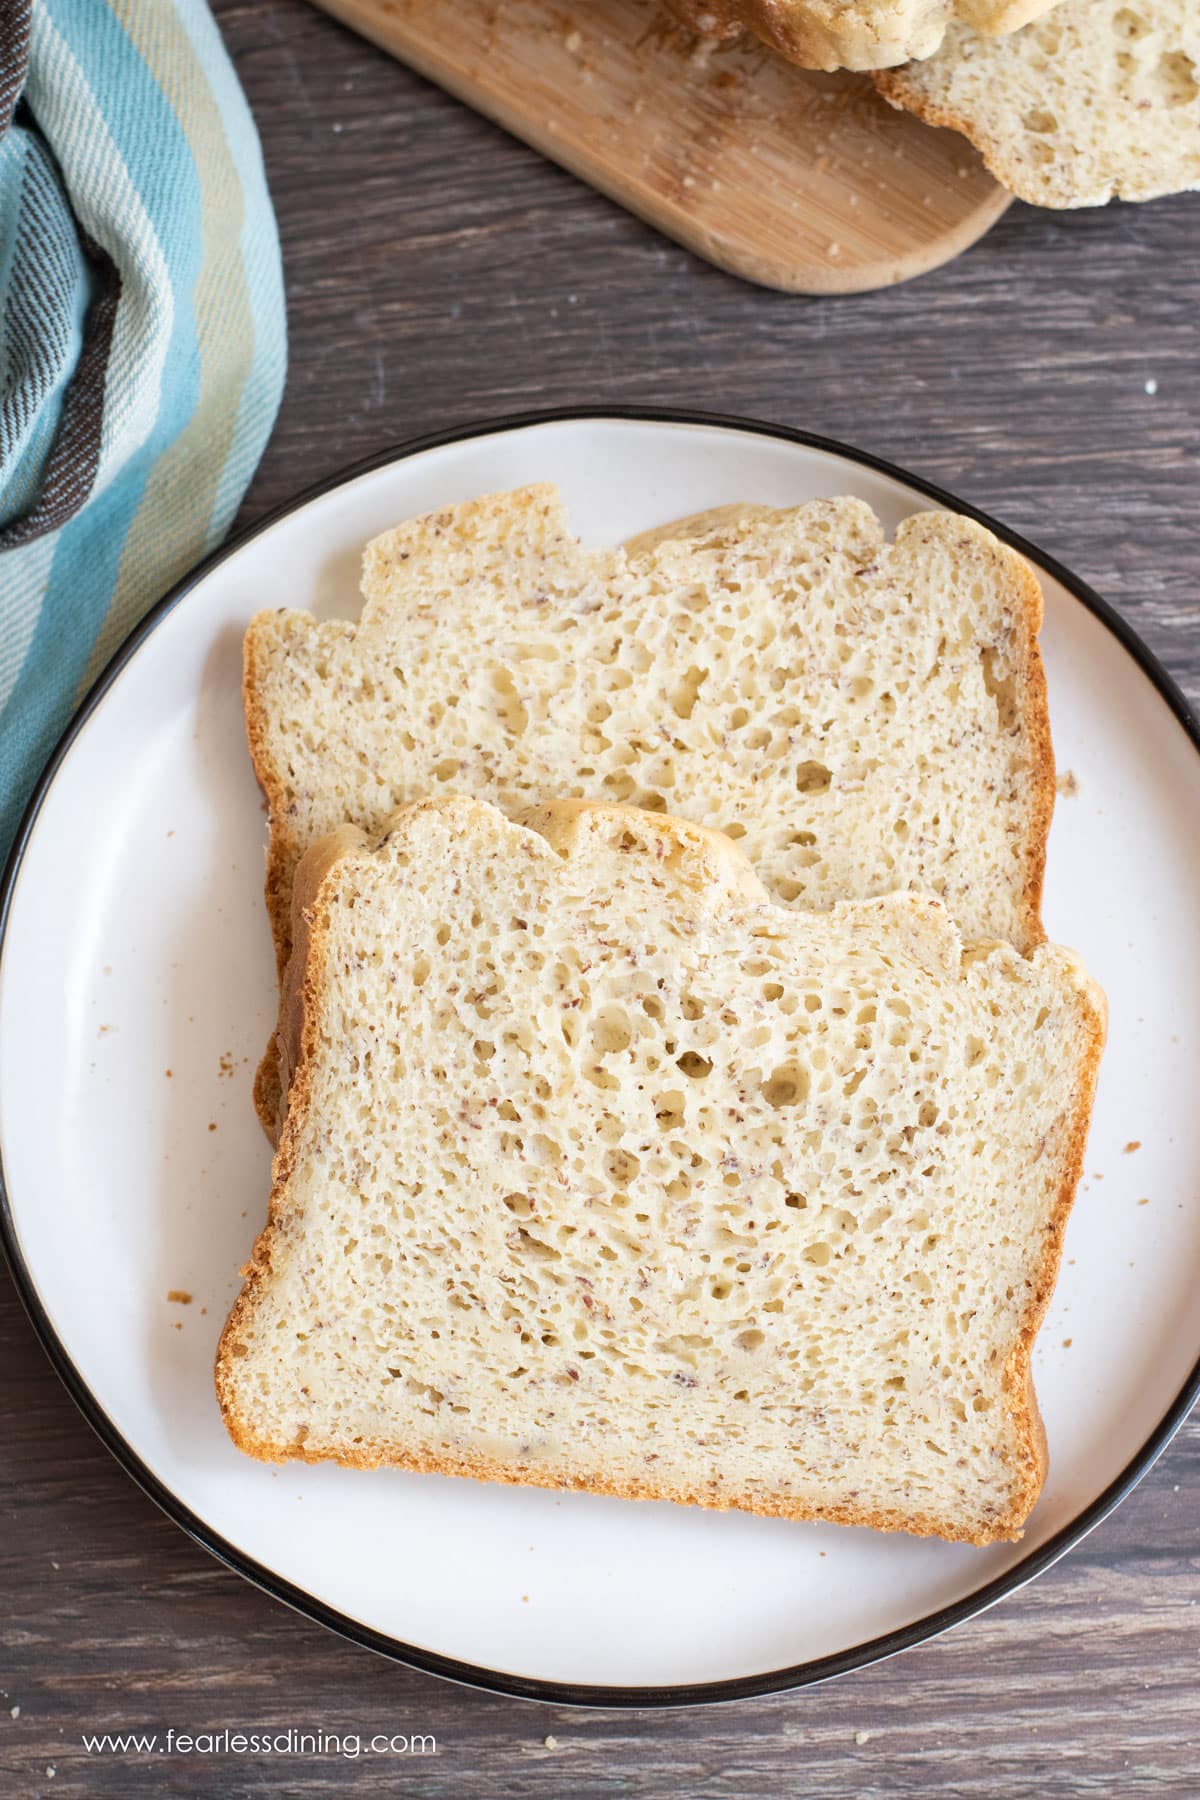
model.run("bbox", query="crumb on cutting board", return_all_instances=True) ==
[1056,769,1079,797]
[167,1290,193,1305]
[1125,1140,1141,1153]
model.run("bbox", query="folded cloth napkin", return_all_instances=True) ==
[0,0,285,856]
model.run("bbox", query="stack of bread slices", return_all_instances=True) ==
[216,485,1105,1547]
[668,0,1200,208]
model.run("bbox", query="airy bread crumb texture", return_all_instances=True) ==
[246,487,1051,1004]
[877,0,1200,206]
[664,0,1060,71]
[217,799,1104,1545]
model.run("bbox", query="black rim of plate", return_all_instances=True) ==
[2,406,1199,1711]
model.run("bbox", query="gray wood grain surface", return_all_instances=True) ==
[2,1,1198,1794]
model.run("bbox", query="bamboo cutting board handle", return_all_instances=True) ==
[307,0,1010,295]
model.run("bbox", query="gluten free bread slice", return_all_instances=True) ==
[876,1,1200,206]
[217,799,1104,1544]
[246,487,1053,1131]
[664,0,1061,71]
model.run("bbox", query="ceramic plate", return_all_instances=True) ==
[3,411,1199,1706]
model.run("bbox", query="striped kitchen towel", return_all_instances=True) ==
[0,0,286,857]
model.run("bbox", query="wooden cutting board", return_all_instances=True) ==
[308,0,1010,295]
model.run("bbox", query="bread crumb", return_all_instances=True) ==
[102,965,112,976]
[9,1705,18,1718]
[1055,769,1079,797]
[98,1024,114,1036]
[827,241,841,257]
[564,28,581,51]
[543,1736,558,1750]
[164,1069,173,1078]
[219,1053,236,1077]
[1145,378,1158,396]
[1124,1140,1141,1153]
[522,1594,529,1603]
[167,1290,192,1305]
[855,1730,871,1745]
[208,1122,218,1132]
[1062,1338,1072,1348]
[172,1322,183,1331]
[1138,1198,1149,1206]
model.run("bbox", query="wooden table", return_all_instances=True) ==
[3,2,1198,1793]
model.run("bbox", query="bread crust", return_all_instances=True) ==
[874,2,1200,209]
[216,798,1105,1546]
[663,0,1059,72]
[986,517,1053,953]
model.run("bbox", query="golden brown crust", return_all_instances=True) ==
[664,0,1058,72]
[217,797,1104,1546]
[245,614,340,1138]
[994,958,1107,1523]
[515,797,770,907]
[242,620,296,989]
[1000,531,1054,951]
[874,69,1009,193]
[216,1420,1026,1547]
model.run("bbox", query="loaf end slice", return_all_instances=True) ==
[662,0,1061,72]
[218,799,1104,1545]
[877,1,1200,206]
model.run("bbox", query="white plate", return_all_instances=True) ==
[3,411,1199,1706]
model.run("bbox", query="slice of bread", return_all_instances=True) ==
[877,1,1200,206]
[664,0,1060,72]
[216,798,1105,1545]
[245,487,1053,1133]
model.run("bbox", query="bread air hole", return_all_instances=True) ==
[1114,6,1148,38]
[671,665,708,720]
[654,1091,686,1130]
[980,647,1018,733]
[762,1062,810,1109]
[592,1007,633,1055]
[604,1148,640,1185]
[491,668,528,736]
[1158,51,1199,106]
[795,761,832,794]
